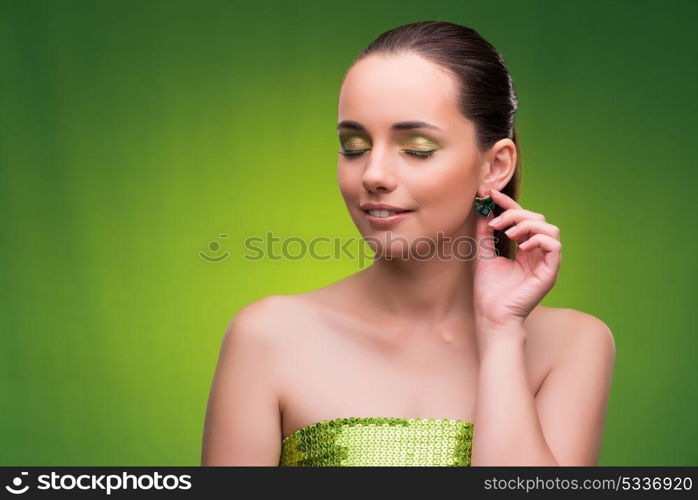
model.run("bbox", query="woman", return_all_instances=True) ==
[201,20,615,466]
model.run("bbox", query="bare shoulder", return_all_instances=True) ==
[526,305,614,337]
[225,294,311,343]
[524,305,616,368]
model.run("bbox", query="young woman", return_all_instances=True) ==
[201,20,615,466]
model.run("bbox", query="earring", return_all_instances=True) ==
[473,195,495,217]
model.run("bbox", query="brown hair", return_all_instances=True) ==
[353,21,521,259]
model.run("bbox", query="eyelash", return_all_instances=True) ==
[339,149,436,160]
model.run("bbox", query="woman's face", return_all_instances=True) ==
[337,52,506,258]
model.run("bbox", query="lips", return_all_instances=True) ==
[363,208,412,217]
[360,202,413,211]
[361,208,414,226]
[359,202,415,226]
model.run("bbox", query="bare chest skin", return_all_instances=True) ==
[275,289,557,440]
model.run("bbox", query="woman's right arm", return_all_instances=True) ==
[201,297,283,465]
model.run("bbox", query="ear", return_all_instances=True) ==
[479,138,517,193]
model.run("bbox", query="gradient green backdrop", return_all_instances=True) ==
[1,0,696,466]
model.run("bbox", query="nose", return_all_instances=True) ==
[361,145,398,193]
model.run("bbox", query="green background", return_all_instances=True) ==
[1,0,696,465]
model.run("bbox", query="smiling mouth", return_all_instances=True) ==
[363,208,414,218]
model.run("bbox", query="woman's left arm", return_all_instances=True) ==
[532,313,615,465]
[470,188,615,466]
[472,317,615,466]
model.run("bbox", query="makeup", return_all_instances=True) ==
[339,135,370,157]
[339,134,441,159]
[400,135,440,158]
[401,135,440,150]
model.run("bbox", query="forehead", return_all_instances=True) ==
[338,52,461,128]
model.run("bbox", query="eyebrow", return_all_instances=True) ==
[337,120,443,132]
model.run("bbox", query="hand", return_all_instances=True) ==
[473,188,562,331]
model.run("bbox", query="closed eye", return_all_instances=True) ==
[339,150,368,158]
[339,149,436,159]
[404,150,436,159]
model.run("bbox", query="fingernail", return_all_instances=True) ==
[488,216,500,227]
[505,226,516,235]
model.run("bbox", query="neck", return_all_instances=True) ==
[362,255,475,323]
[353,222,479,344]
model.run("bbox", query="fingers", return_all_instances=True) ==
[489,188,521,210]
[518,233,562,268]
[488,188,546,229]
[481,188,561,262]
[488,208,546,229]
[502,218,560,243]
[485,188,560,250]
[518,233,561,251]
[488,187,561,280]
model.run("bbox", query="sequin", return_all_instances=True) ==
[279,417,473,466]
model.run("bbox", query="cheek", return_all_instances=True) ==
[412,159,477,214]
[337,165,359,201]
[406,164,477,237]
[337,165,366,225]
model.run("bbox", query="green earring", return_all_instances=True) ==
[473,195,495,217]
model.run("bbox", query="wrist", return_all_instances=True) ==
[475,315,526,333]
[475,321,527,355]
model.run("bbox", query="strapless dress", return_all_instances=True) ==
[279,416,474,466]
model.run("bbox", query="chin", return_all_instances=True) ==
[363,231,436,261]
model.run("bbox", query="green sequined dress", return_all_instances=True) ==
[279,417,474,466]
